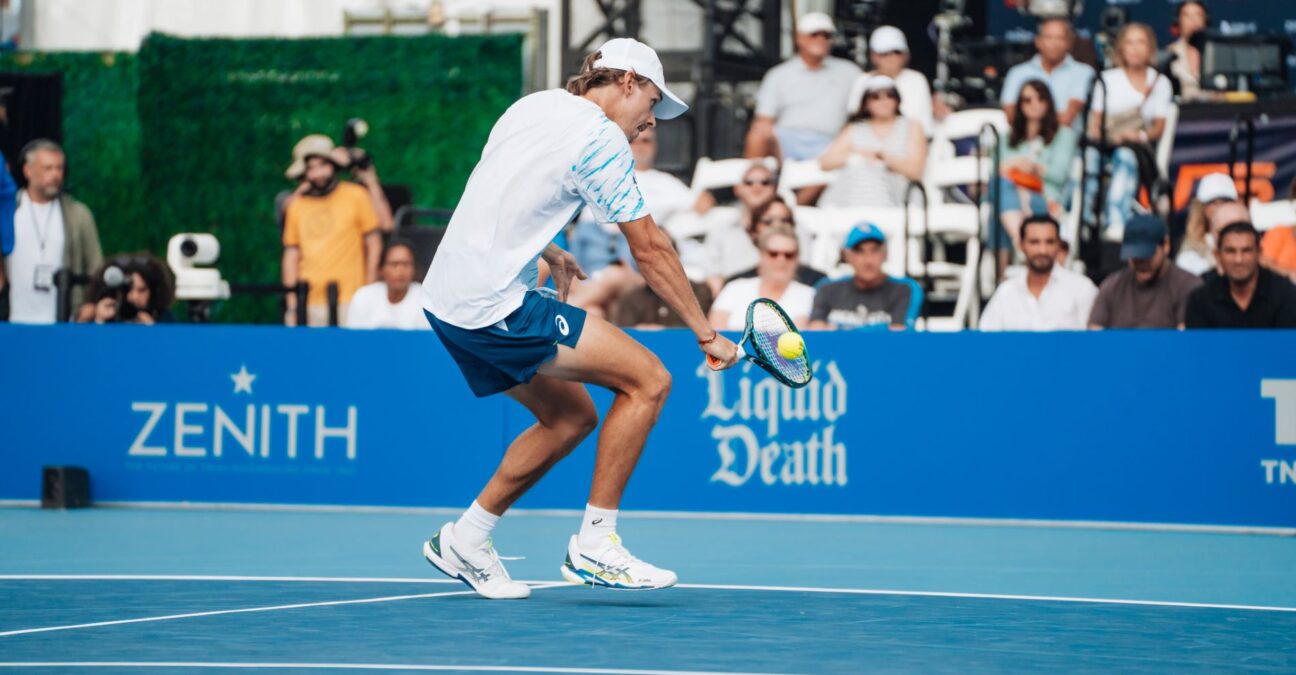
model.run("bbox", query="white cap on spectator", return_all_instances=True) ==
[797,12,836,35]
[593,37,688,120]
[1196,173,1239,203]
[846,74,899,114]
[862,74,898,93]
[869,26,909,54]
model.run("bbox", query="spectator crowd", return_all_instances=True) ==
[1,1,1293,331]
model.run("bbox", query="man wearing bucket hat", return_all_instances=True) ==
[281,133,385,326]
[745,12,863,161]
[419,38,739,599]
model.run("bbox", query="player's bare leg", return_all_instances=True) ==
[538,315,671,509]
[474,375,599,514]
[538,314,678,590]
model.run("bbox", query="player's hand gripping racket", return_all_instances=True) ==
[706,298,812,389]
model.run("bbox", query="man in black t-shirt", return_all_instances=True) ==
[808,223,921,331]
[1185,221,1296,328]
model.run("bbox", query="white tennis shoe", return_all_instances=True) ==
[423,522,530,600]
[560,533,678,590]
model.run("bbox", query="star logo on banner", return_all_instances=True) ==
[231,365,257,395]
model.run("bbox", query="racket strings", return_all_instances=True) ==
[750,302,811,384]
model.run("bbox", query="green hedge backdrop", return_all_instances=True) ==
[3,32,522,323]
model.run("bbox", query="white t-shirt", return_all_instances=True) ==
[1175,248,1214,277]
[345,281,431,330]
[423,89,646,329]
[5,194,65,324]
[1091,67,1173,126]
[755,56,863,137]
[978,265,1098,331]
[711,276,815,330]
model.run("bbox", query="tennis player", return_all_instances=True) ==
[420,38,740,599]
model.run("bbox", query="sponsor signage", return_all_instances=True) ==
[1,325,1292,527]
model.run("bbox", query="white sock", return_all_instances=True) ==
[579,503,618,549]
[453,501,500,550]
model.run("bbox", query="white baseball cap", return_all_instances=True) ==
[797,12,836,35]
[869,26,909,54]
[846,74,899,114]
[593,38,688,120]
[1196,172,1239,203]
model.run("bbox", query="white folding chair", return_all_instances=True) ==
[689,156,775,197]
[779,158,839,194]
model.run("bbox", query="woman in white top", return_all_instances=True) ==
[818,74,927,208]
[1087,23,1173,235]
[709,225,815,331]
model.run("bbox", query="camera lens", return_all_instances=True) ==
[180,238,199,257]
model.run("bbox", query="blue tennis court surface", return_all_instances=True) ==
[1,507,1293,673]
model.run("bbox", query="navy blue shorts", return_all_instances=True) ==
[425,290,588,398]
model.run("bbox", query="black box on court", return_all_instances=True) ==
[42,466,91,509]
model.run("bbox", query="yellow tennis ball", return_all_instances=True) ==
[777,332,804,359]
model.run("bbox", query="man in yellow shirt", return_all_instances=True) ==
[282,134,382,326]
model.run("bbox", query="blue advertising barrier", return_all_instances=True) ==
[1,324,1293,528]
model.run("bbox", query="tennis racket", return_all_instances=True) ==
[706,298,812,389]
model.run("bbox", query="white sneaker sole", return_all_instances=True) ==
[423,540,530,600]
[560,563,678,591]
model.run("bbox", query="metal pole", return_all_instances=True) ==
[295,282,309,327]
[327,282,340,327]
[697,0,717,159]
[1245,116,1255,206]
[903,181,930,326]
[55,269,72,323]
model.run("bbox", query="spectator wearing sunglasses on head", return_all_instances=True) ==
[819,74,927,209]
[845,27,933,136]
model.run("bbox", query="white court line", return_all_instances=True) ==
[3,499,1290,537]
[0,574,459,584]
[1,575,1293,614]
[0,583,565,638]
[674,583,1296,614]
[0,663,794,675]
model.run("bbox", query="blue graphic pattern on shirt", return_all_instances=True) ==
[572,123,645,224]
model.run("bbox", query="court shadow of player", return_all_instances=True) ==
[550,594,683,609]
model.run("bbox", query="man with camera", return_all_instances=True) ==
[281,133,390,326]
[2,139,102,323]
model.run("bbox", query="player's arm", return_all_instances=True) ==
[620,215,739,367]
[541,243,586,303]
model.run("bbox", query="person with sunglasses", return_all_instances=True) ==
[989,79,1078,271]
[700,162,780,290]
[721,196,824,288]
[845,26,934,136]
[819,74,927,208]
[708,225,814,331]
[999,17,1095,132]
[744,12,862,162]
